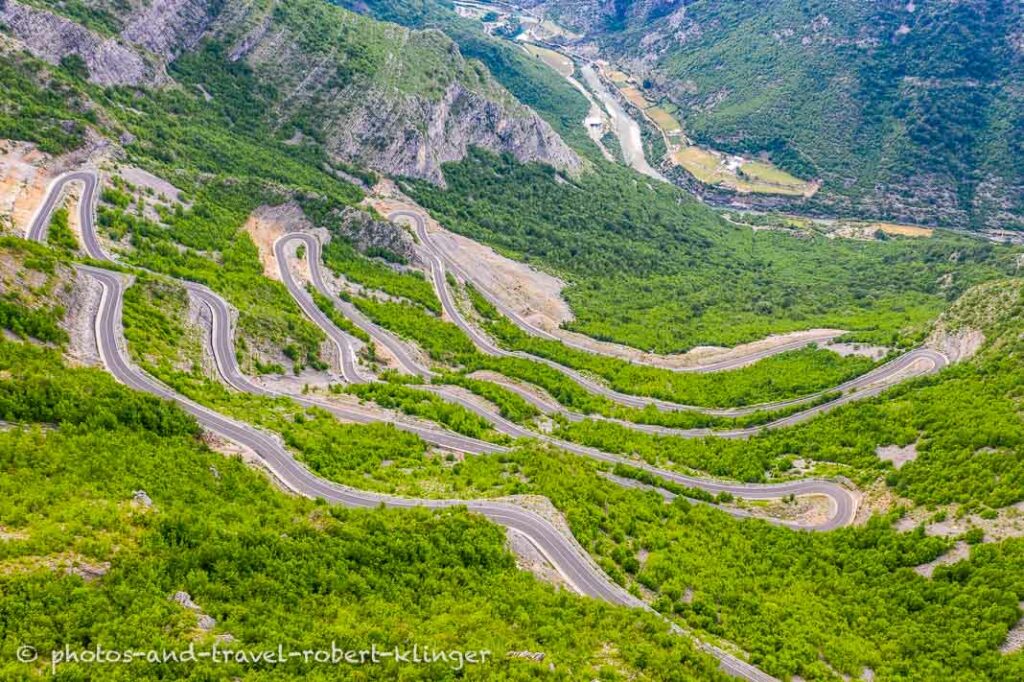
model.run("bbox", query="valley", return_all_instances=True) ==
[457,0,819,197]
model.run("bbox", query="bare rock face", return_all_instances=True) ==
[223,7,580,185]
[326,80,580,186]
[0,0,165,86]
[1,0,579,185]
[331,207,418,263]
[120,0,218,60]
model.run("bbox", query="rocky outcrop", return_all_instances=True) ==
[220,2,580,185]
[331,207,418,263]
[0,0,221,85]
[1,0,579,185]
[120,0,218,60]
[0,0,165,86]
[323,80,580,186]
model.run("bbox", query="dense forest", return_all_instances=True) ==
[0,337,726,680]
[114,267,1024,681]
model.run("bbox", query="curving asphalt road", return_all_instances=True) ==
[85,274,781,682]
[272,237,367,384]
[27,171,781,680]
[394,209,948,421]
[27,171,911,679]
[273,231,858,531]
[274,233,533,439]
[29,172,505,455]
[29,175,643,604]
[397,208,838,371]
[78,264,640,602]
[285,214,945,442]
[29,170,860,533]
[275,233,431,379]
[27,170,100,251]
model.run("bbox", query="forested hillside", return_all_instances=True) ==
[4,1,1024,679]
[511,0,1024,230]
[0,0,579,183]
[0,248,725,680]
[408,149,1017,351]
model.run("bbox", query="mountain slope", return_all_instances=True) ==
[330,0,595,150]
[513,0,1024,230]
[0,0,580,183]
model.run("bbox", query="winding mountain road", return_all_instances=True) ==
[274,247,366,383]
[395,209,948,423]
[90,260,779,682]
[274,232,857,531]
[26,169,780,681]
[29,170,860,532]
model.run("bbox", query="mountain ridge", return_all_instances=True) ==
[0,0,580,184]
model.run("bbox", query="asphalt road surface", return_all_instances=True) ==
[395,209,948,422]
[28,166,892,675]
[271,231,858,530]
[81,270,780,681]
[29,171,861,530]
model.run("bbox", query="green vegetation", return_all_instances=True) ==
[46,206,78,252]
[350,291,831,431]
[0,339,195,435]
[8,319,1024,680]
[407,149,1018,352]
[561,279,1024,510]
[0,336,727,681]
[101,193,328,374]
[0,295,67,346]
[108,257,1024,680]
[341,381,503,442]
[322,239,440,313]
[308,285,372,344]
[122,275,202,377]
[467,283,881,407]
[271,0,510,103]
[47,36,373,372]
[351,270,1024,510]
[0,239,68,345]
[434,372,540,424]
[22,0,124,35]
[577,0,1024,228]
[0,53,93,154]
[6,4,1024,678]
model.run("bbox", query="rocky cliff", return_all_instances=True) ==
[217,0,580,185]
[314,78,577,186]
[0,0,165,86]
[0,0,579,185]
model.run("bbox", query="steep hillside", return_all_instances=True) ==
[512,0,1024,230]
[330,0,594,149]
[0,0,579,183]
